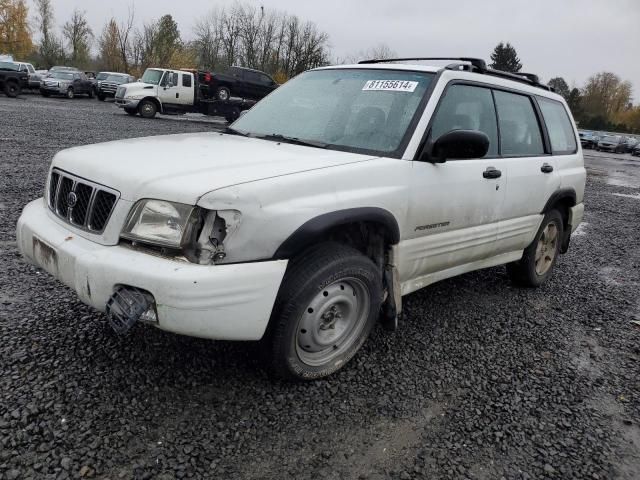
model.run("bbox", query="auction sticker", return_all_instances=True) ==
[362,80,418,92]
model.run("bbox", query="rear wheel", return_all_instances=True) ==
[265,242,382,381]
[4,81,20,98]
[216,86,231,101]
[138,100,157,119]
[507,209,564,287]
[66,88,75,99]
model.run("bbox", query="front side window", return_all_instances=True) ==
[494,90,544,156]
[232,68,434,157]
[538,97,577,154]
[430,84,499,157]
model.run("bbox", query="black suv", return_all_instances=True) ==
[96,72,135,101]
[209,67,278,101]
[0,61,29,97]
[41,71,94,99]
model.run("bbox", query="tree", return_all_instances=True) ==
[155,14,181,66]
[34,0,64,67]
[0,0,33,58]
[581,72,633,120]
[99,18,121,71]
[116,5,135,73]
[489,42,522,73]
[547,77,570,100]
[62,9,92,67]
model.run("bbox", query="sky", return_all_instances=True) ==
[39,0,640,99]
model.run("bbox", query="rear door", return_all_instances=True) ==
[493,90,560,255]
[177,72,195,105]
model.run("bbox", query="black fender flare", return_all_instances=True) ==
[541,188,576,214]
[273,207,401,260]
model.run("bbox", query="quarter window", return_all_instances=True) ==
[537,97,577,154]
[493,90,544,156]
[430,84,499,157]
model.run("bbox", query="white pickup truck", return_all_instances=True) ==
[115,68,254,122]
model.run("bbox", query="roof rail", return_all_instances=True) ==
[357,57,555,92]
[358,57,487,72]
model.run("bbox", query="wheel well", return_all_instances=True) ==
[141,97,161,110]
[273,208,400,266]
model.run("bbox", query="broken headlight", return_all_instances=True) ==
[121,199,198,248]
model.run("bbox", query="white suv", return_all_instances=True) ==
[16,58,585,380]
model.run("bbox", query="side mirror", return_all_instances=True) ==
[421,130,490,163]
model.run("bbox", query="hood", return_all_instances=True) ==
[51,132,377,204]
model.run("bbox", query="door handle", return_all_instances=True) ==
[176,92,179,98]
[541,163,554,173]
[483,167,502,179]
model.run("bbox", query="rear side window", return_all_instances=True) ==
[494,90,544,156]
[182,74,192,87]
[538,97,577,154]
[430,84,499,157]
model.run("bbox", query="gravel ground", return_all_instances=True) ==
[1,95,639,480]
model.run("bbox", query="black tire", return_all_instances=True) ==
[507,209,564,288]
[66,88,75,99]
[4,81,20,98]
[124,108,137,116]
[98,94,106,101]
[216,86,231,101]
[87,88,94,99]
[40,90,50,97]
[225,106,241,123]
[138,99,157,119]
[265,242,382,381]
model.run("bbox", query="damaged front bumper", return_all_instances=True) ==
[16,199,288,340]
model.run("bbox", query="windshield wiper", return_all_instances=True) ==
[224,126,249,137]
[258,133,328,149]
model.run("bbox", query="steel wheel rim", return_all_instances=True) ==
[141,103,154,116]
[535,221,559,275]
[219,90,229,101]
[295,277,370,367]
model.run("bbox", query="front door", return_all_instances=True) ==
[399,83,507,289]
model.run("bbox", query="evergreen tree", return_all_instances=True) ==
[489,42,522,73]
[547,77,570,100]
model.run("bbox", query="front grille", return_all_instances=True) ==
[47,169,120,233]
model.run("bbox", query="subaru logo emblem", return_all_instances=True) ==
[67,191,78,208]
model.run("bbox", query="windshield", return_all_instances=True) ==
[0,61,18,71]
[97,72,109,80]
[232,68,435,156]
[602,135,620,142]
[51,72,74,80]
[141,69,164,85]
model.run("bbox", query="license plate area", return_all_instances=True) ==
[33,236,58,275]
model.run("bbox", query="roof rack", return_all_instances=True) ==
[357,57,554,92]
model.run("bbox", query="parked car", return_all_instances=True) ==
[596,135,625,153]
[17,57,586,380]
[578,130,600,149]
[40,70,94,99]
[622,137,639,153]
[0,61,29,97]
[631,143,640,157]
[115,67,254,121]
[96,72,135,101]
[207,66,278,101]
[13,61,42,89]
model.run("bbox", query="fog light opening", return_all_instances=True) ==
[106,286,157,335]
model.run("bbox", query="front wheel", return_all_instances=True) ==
[4,81,20,98]
[66,88,75,99]
[507,209,564,287]
[138,100,157,119]
[265,242,382,381]
[87,88,94,99]
[98,94,106,101]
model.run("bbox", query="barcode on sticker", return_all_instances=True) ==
[362,80,418,92]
